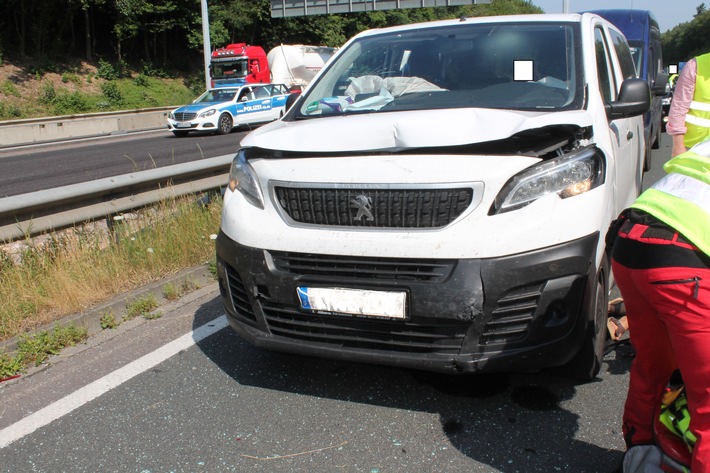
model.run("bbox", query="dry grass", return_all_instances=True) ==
[0,193,222,342]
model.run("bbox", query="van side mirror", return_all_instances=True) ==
[605,78,651,120]
[652,72,669,96]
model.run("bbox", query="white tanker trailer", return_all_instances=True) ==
[267,44,338,90]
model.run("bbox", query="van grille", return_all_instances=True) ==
[479,284,542,345]
[274,186,473,228]
[224,265,258,327]
[269,252,454,282]
[260,302,467,354]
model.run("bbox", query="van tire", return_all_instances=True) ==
[556,268,608,382]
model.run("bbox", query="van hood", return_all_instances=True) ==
[242,108,594,152]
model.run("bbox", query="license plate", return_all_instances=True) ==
[175,122,192,128]
[297,287,406,319]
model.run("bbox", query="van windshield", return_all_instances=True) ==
[294,21,583,118]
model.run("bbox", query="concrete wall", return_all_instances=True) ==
[0,108,173,148]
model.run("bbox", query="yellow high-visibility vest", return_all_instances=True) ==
[684,53,710,148]
[632,141,710,257]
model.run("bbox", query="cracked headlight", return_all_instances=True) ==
[228,149,264,209]
[490,146,605,214]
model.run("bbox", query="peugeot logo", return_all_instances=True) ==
[350,195,374,222]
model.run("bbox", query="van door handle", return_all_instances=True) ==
[627,131,634,140]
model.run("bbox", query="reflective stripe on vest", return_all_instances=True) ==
[685,114,710,128]
[685,53,710,147]
[651,173,710,212]
[690,100,710,112]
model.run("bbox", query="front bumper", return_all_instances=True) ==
[215,231,599,374]
[166,119,215,132]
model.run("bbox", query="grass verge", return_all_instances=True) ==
[0,191,222,378]
[1,324,87,380]
[0,60,201,120]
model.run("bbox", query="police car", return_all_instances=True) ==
[166,84,290,137]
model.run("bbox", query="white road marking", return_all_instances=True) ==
[0,315,228,449]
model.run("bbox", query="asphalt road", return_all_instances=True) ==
[0,128,249,198]
[0,134,674,473]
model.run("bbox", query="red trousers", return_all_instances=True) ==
[611,260,710,472]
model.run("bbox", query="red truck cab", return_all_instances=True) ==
[210,43,269,88]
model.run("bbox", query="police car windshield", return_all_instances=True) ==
[196,90,238,103]
[295,21,583,117]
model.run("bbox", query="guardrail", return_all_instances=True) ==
[0,154,234,242]
[0,107,174,148]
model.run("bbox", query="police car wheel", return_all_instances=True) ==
[217,114,233,135]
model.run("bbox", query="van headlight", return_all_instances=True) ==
[490,146,605,214]
[228,149,264,209]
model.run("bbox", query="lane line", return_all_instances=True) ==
[0,315,228,449]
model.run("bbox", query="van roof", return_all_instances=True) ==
[351,12,617,40]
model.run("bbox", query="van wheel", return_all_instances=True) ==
[556,270,608,382]
[172,130,189,137]
[216,113,233,135]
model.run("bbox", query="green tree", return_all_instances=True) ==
[662,6,710,64]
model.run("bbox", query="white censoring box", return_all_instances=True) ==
[297,287,407,319]
[271,0,491,17]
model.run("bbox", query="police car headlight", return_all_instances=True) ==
[228,149,264,209]
[199,109,217,118]
[490,146,605,214]
[168,111,175,120]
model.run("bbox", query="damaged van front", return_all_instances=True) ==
[215,14,650,381]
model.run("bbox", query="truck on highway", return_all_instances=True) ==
[210,43,336,91]
[267,44,338,91]
[209,43,270,88]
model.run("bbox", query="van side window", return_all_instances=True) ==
[609,29,636,80]
[649,45,662,84]
[594,27,617,103]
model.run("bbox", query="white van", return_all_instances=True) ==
[215,13,650,381]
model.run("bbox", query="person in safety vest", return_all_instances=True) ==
[667,52,710,157]
[610,139,710,471]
